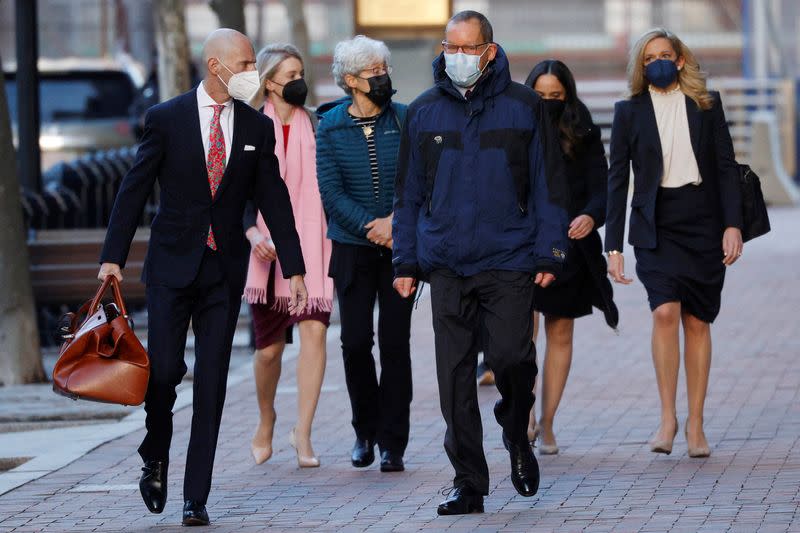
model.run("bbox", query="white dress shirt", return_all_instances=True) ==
[650,86,702,188]
[197,81,234,165]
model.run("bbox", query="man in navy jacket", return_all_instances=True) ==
[393,11,569,515]
[98,29,306,526]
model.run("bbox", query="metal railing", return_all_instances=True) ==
[576,77,796,176]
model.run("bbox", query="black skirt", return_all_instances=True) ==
[634,183,725,323]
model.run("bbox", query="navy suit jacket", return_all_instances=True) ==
[605,90,742,253]
[100,87,305,289]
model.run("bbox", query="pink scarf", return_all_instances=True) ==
[243,102,333,313]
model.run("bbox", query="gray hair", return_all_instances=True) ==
[249,42,303,108]
[332,35,391,95]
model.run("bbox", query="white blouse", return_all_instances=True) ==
[650,86,702,188]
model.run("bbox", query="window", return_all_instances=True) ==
[4,71,135,123]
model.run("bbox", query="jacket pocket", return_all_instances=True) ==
[480,129,533,213]
[418,131,462,214]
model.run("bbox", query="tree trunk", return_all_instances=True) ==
[209,0,246,34]
[283,0,315,106]
[154,0,191,102]
[0,52,45,386]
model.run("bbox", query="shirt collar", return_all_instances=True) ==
[197,81,232,108]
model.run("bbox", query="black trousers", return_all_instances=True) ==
[330,242,414,454]
[138,247,241,504]
[429,269,537,494]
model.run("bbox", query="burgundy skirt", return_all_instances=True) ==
[250,267,330,349]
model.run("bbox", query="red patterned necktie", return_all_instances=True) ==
[206,104,226,250]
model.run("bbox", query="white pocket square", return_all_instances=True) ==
[244,144,256,151]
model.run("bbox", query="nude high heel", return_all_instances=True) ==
[685,427,711,458]
[649,419,678,455]
[538,442,560,455]
[250,443,272,465]
[290,427,320,468]
[250,413,276,465]
[536,424,559,455]
[538,435,559,455]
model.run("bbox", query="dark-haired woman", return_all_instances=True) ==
[525,60,617,455]
[606,29,743,458]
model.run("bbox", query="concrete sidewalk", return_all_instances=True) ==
[0,207,798,532]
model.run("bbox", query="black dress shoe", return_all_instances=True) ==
[503,433,540,497]
[437,486,484,515]
[351,438,375,468]
[379,450,404,472]
[139,460,168,514]
[182,500,210,526]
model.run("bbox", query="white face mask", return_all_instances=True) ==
[444,47,490,88]
[217,60,261,102]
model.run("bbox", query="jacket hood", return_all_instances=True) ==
[316,96,351,117]
[432,45,512,101]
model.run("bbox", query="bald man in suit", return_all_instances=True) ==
[99,29,307,526]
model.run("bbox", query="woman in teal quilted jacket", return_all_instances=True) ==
[315,35,412,473]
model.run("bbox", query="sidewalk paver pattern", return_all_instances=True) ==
[0,208,798,532]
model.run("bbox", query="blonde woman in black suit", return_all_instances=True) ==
[605,28,743,458]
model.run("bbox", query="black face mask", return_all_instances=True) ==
[276,78,308,107]
[363,74,394,108]
[542,98,566,121]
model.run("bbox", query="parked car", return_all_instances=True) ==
[5,58,141,169]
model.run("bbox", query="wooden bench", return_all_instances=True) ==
[27,228,260,349]
[27,228,150,305]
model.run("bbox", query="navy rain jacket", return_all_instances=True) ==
[392,46,570,279]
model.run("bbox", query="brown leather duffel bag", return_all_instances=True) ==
[52,276,149,406]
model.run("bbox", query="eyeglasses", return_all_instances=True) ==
[441,41,491,55]
[360,65,393,77]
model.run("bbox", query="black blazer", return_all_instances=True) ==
[605,90,742,253]
[100,87,305,289]
[563,103,608,226]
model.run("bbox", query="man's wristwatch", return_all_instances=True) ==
[607,250,622,257]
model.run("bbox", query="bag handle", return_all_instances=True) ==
[88,276,129,319]
[62,277,128,341]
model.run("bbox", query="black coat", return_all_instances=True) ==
[562,103,607,225]
[561,105,618,328]
[605,90,742,253]
[101,87,305,290]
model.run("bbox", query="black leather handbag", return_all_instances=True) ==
[738,164,771,242]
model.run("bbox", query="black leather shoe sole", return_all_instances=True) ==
[380,461,404,472]
[182,515,210,527]
[351,451,375,468]
[351,456,374,467]
[437,498,484,515]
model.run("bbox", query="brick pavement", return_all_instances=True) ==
[0,207,798,532]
